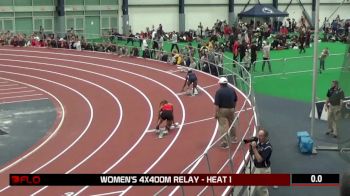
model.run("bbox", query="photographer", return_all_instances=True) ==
[247,129,272,196]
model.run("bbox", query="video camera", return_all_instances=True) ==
[243,136,258,144]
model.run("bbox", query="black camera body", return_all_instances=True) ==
[243,136,258,144]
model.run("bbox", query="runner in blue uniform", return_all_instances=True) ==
[181,68,199,96]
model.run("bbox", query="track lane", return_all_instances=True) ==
[0,50,215,195]
[0,48,254,196]
[0,70,92,194]
[0,55,185,195]
[0,64,126,195]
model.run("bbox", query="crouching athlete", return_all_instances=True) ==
[181,68,199,96]
[155,100,175,138]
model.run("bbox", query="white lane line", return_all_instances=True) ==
[146,117,214,133]
[0,94,43,100]
[198,116,256,195]
[0,70,94,193]
[0,57,153,195]
[91,191,124,196]
[2,48,257,196]
[174,84,217,96]
[0,86,28,91]
[0,90,36,95]
[176,91,188,96]
[254,66,342,78]
[0,97,49,105]
[168,100,254,193]
[0,63,124,195]
[0,56,178,189]
[147,108,252,133]
[25,61,157,195]
[30,70,126,195]
[0,84,18,87]
[0,76,66,191]
[0,81,9,84]
[201,83,218,89]
[0,50,216,196]
[167,69,183,73]
[0,50,219,196]
[72,76,185,195]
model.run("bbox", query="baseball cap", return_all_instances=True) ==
[187,68,192,72]
[218,77,228,84]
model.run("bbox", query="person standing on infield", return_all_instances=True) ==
[214,77,238,149]
[319,47,329,73]
[262,41,272,73]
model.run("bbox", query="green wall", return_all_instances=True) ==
[15,18,33,35]
[0,0,118,36]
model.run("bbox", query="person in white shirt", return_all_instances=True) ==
[262,41,272,72]
[142,39,148,50]
[142,38,149,58]
[151,30,156,41]
[319,47,329,73]
[158,35,164,50]
[170,31,179,52]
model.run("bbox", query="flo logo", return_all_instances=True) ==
[262,7,274,14]
[10,175,41,185]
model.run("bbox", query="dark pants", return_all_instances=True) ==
[320,59,325,72]
[262,57,271,72]
[299,44,306,53]
[126,37,134,45]
[170,43,179,53]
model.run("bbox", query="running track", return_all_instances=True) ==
[0,47,256,195]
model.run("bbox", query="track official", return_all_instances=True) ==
[325,80,345,138]
[214,77,238,149]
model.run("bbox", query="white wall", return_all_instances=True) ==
[186,0,227,4]
[129,0,177,5]
[128,6,178,33]
[119,0,350,34]
[185,6,228,31]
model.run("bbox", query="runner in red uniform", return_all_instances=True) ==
[155,100,175,138]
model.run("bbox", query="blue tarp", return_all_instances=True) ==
[238,4,289,17]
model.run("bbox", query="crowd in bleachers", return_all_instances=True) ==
[322,15,350,42]
[1,14,349,77]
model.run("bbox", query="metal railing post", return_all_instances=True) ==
[180,186,185,196]
[204,153,215,196]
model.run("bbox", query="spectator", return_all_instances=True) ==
[262,41,272,72]
[126,30,135,45]
[242,49,251,73]
[232,39,239,67]
[170,31,179,53]
[239,40,247,62]
[250,41,258,71]
[299,32,306,54]
[319,47,329,73]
